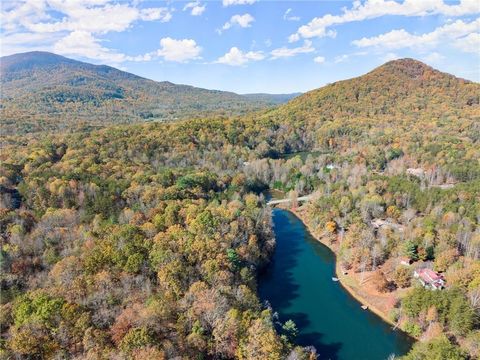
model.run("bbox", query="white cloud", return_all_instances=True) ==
[284,8,300,21]
[352,18,480,52]
[216,47,264,66]
[222,13,254,31]
[222,0,256,6]
[21,3,172,34]
[156,37,202,62]
[183,2,206,16]
[454,32,480,53]
[140,8,172,22]
[0,0,178,63]
[353,29,416,48]
[289,0,480,42]
[191,5,206,16]
[313,56,325,64]
[0,31,61,56]
[3,31,53,44]
[270,40,314,59]
[383,52,400,62]
[53,30,128,64]
[53,35,202,64]
[332,51,368,63]
[421,52,445,64]
[1,0,50,32]
[334,54,349,63]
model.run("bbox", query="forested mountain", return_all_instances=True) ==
[269,58,479,122]
[258,58,480,182]
[0,59,479,359]
[0,52,289,135]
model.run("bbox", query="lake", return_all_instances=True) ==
[258,209,413,360]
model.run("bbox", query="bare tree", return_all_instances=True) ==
[468,287,480,312]
[288,190,298,209]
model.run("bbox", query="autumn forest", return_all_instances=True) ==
[0,53,479,360]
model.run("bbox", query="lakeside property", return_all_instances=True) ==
[288,206,404,328]
[258,208,413,359]
[268,190,411,327]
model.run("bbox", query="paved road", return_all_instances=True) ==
[267,194,313,206]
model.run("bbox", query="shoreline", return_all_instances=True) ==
[282,206,410,332]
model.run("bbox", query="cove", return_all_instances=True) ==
[258,209,414,360]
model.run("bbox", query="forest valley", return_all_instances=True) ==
[0,58,479,359]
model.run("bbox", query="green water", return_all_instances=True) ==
[259,209,414,360]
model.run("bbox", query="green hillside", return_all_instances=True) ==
[0,52,288,135]
[269,58,479,122]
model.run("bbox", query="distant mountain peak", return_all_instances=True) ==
[2,51,68,60]
[384,58,428,67]
[0,51,292,135]
[1,51,77,70]
[372,58,471,84]
[379,58,436,79]
[271,57,479,122]
[14,51,65,58]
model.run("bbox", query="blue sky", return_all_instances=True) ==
[1,0,479,93]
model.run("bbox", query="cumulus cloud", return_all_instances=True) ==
[289,0,480,42]
[0,0,202,66]
[1,0,50,32]
[284,8,300,21]
[52,33,201,65]
[454,32,480,53]
[0,0,174,62]
[6,2,172,34]
[421,52,445,64]
[221,13,255,31]
[216,47,264,66]
[0,31,62,55]
[222,0,256,6]
[313,56,325,64]
[352,18,480,52]
[156,38,202,62]
[53,30,128,63]
[140,8,172,22]
[270,40,314,59]
[183,2,206,16]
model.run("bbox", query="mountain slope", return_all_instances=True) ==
[246,59,480,180]
[269,58,479,122]
[0,52,285,135]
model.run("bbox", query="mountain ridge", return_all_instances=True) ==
[2,53,478,137]
[271,57,479,122]
[0,51,298,135]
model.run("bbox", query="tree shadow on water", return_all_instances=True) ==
[259,210,342,360]
[258,211,304,309]
[286,312,342,360]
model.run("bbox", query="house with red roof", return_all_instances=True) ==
[414,268,445,290]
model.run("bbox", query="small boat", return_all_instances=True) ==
[361,305,368,310]
[332,277,339,282]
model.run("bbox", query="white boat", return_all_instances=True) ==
[332,277,339,282]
